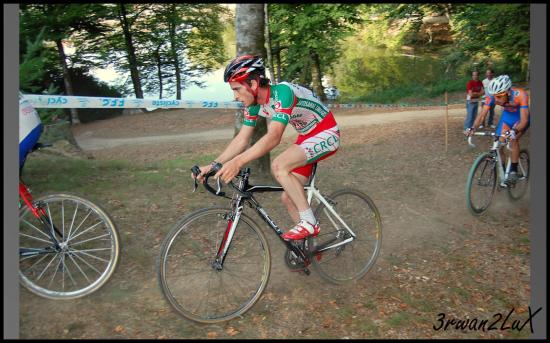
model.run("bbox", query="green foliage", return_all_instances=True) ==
[450,4,530,79]
[69,67,124,123]
[19,3,229,106]
[269,4,361,84]
[331,3,530,103]
[93,4,229,98]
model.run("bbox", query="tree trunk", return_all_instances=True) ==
[310,51,327,101]
[299,56,313,89]
[55,39,80,124]
[235,4,271,177]
[264,4,275,83]
[119,4,144,99]
[155,45,163,98]
[168,6,182,100]
[275,42,282,83]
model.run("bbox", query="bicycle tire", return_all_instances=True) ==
[19,193,120,300]
[309,189,382,284]
[507,149,530,201]
[466,152,498,215]
[157,206,271,323]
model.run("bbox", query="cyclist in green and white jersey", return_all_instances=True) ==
[195,55,340,240]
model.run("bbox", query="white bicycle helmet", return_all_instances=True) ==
[488,74,512,95]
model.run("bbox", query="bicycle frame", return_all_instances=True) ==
[469,132,517,187]
[491,138,513,187]
[212,165,357,269]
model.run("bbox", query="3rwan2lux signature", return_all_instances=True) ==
[433,307,543,333]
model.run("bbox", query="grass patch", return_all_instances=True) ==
[357,318,380,336]
[386,312,416,326]
[449,286,470,299]
[400,293,436,314]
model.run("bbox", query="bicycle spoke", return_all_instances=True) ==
[36,253,60,281]
[67,251,97,281]
[20,232,54,245]
[312,189,382,284]
[66,202,80,241]
[66,220,104,243]
[21,218,51,240]
[61,200,65,241]
[47,254,64,289]
[66,209,94,242]
[21,253,50,272]
[69,233,112,247]
[158,207,270,323]
[69,248,111,264]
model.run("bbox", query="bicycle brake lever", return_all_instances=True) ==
[216,177,223,195]
[191,165,201,193]
[193,178,198,193]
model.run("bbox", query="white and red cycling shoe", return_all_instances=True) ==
[281,219,320,241]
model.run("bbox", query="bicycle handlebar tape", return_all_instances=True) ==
[191,165,201,177]
[210,162,223,175]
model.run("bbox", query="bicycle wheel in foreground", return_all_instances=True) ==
[507,149,530,201]
[157,207,271,323]
[19,193,120,300]
[466,152,498,216]
[310,189,382,284]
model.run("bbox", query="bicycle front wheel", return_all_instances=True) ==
[19,193,120,300]
[466,152,497,215]
[157,207,271,323]
[310,189,382,284]
[507,149,530,201]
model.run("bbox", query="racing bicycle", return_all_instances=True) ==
[157,162,382,323]
[465,131,530,215]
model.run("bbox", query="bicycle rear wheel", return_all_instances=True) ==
[157,207,271,323]
[19,193,120,300]
[310,189,382,284]
[507,149,530,201]
[466,152,498,215]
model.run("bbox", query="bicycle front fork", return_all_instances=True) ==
[213,203,244,270]
[19,182,62,250]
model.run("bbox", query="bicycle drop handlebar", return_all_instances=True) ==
[191,163,225,197]
[467,131,513,150]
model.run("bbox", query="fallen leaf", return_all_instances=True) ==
[207,332,218,338]
[225,327,239,336]
[516,307,527,314]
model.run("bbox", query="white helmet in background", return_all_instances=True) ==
[488,75,512,95]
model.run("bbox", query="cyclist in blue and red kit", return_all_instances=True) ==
[19,92,43,171]
[466,75,531,182]
[194,55,340,240]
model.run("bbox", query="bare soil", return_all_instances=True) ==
[19,105,531,339]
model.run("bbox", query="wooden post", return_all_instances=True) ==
[445,91,449,152]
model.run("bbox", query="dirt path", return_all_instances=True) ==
[73,106,466,151]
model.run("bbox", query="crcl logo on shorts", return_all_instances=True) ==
[313,134,340,153]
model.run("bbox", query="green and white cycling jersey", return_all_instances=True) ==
[243,82,332,135]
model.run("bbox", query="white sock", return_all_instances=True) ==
[299,208,316,229]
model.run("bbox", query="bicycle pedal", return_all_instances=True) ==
[290,267,311,275]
